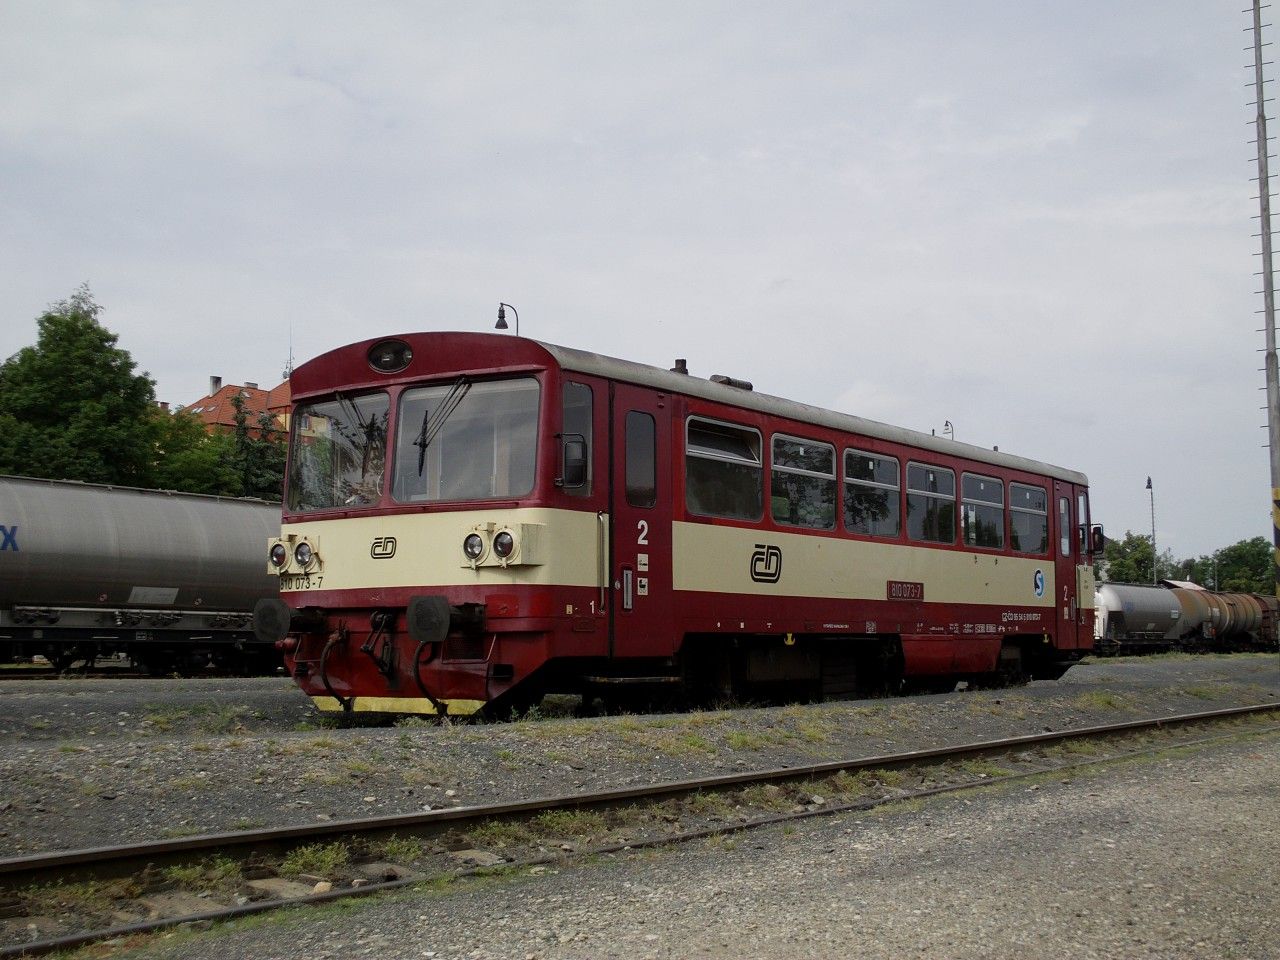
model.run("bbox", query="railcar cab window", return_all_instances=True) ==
[391,378,539,503]
[561,382,592,496]
[287,392,389,512]
[961,473,1004,549]
[844,449,900,538]
[906,463,955,544]
[771,435,835,529]
[685,417,763,520]
[1010,483,1049,554]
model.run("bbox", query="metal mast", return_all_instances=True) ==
[1250,0,1280,600]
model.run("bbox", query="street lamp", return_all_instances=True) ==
[495,302,519,337]
[1146,476,1156,584]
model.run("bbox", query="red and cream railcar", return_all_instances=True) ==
[254,332,1096,716]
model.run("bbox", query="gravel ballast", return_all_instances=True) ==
[91,720,1280,959]
[0,653,1275,858]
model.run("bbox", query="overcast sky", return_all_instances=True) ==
[0,2,1269,560]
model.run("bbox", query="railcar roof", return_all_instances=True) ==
[537,341,1088,486]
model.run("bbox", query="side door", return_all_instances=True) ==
[1052,481,1085,651]
[609,383,675,659]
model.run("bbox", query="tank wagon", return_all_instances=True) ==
[1094,580,1280,654]
[0,475,283,673]
[255,332,1099,717]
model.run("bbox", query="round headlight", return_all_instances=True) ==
[493,531,515,559]
[463,533,485,560]
[269,543,288,567]
[294,541,314,567]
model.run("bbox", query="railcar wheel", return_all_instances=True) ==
[47,652,78,674]
[996,644,1027,687]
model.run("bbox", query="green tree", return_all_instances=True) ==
[229,393,286,500]
[0,286,159,485]
[1201,536,1272,594]
[151,408,242,495]
[1101,530,1157,584]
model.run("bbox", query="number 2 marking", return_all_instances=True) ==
[636,519,649,545]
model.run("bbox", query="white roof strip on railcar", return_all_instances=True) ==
[537,341,1087,486]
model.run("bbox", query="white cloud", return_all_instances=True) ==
[0,0,1270,557]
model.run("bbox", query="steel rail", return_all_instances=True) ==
[3,701,1278,885]
[1,701,1278,959]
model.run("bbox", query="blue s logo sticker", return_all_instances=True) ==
[1033,569,1045,598]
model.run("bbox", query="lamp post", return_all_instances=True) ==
[1146,476,1156,584]
[495,302,519,337]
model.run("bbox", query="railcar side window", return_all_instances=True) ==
[844,449,900,537]
[906,463,955,544]
[1009,483,1049,554]
[961,473,1004,549]
[287,392,389,512]
[771,435,835,529]
[685,417,763,521]
[1077,491,1090,553]
[625,411,656,508]
[562,382,592,497]
[1059,497,1071,557]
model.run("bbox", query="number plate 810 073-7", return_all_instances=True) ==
[886,579,924,601]
[279,574,322,591]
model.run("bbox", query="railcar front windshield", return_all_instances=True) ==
[392,377,540,503]
[287,392,389,512]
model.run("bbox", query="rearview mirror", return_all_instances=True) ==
[562,435,587,489]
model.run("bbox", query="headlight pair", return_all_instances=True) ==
[267,538,320,572]
[463,529,517,566]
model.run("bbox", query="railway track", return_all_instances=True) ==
[3,701,1277,958]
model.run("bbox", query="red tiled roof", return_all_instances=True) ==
[184,380,289,432]
[266,380,291,414]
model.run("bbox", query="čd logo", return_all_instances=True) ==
[750,544,783,584]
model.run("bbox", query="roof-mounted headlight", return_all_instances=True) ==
[367,339,413,373]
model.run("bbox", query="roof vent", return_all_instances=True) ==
[671,358,689,375]
[710,374,753,391]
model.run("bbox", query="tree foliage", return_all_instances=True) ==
[151,409,241,495]
[1101,530,1274,595]
[229,392,287,500]
[1101,531,1158,584]
[0,286,159,484]
[1177,536,1272,594]
[0,286,285,499]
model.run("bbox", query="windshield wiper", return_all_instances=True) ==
[415,376,471,475]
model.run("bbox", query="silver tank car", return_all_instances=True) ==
[1094,580,1277,654]
[0,475,281,672]
[1093,583,1184,650]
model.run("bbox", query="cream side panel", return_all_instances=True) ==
[672,521,1056,607]
[278,509,604,591]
